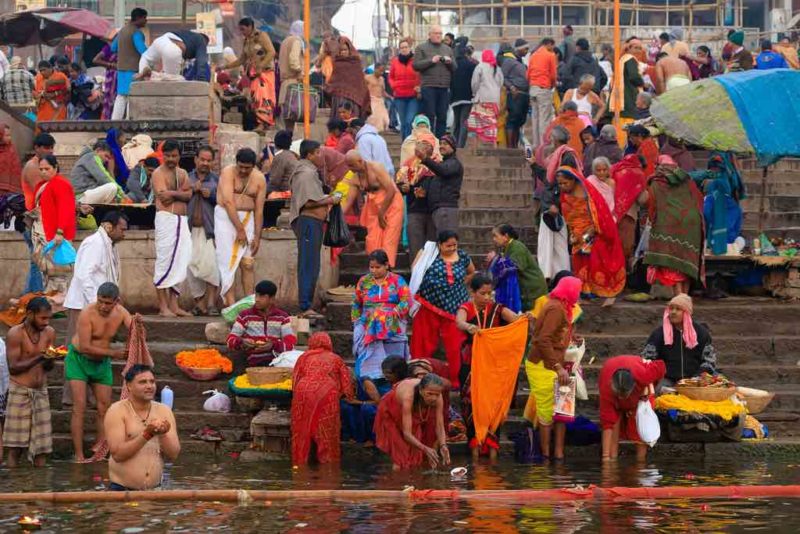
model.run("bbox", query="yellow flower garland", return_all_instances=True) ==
[655,393,745,421]
[233,374,292,391]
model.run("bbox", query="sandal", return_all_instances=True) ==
[191,307,207,317]
[191,426,223,442]
[207,307,221,316]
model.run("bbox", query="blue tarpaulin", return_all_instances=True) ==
[715,70,800,166]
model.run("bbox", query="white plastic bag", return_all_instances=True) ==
[270,350,304,369]
[636,397,661,447]
[203,389,231,413]
[564,341,588,401]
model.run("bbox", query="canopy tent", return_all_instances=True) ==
[0,7,112,47]
[650,70,800,166]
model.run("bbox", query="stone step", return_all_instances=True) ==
[459,207,538,227]
[455,225,538,247]
[462,178,533,192]
[49,433,249,460]
[461,191,533,209]
[338,250,411,270]
[43,316,221,345]
[745,181,800,196]
[742,210,800,228]
[338,269,411,287]
[741,195,800,213]
[463,168,530,181]
[49,409,254,438]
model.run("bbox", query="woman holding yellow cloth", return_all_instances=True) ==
[526,275,582,460]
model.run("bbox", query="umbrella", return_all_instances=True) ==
[650,70,800,166]
[0,7,112,47]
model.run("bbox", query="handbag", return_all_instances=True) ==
[281,83,319,123]
[542,211,564,232]
[323,204,351,248]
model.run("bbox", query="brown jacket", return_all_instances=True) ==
[228,30,276,73]
[529,299,570,370]
[117,23,145,72]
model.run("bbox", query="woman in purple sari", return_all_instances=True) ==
[93,39,118,120]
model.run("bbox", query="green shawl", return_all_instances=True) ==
[644,166,706,281]
[504,239,547,310]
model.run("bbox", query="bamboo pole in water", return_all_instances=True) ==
[3,486,800,504]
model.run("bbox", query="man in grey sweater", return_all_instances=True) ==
[70,140,121,204]
[501,38,530,148]
[413,25,454,137]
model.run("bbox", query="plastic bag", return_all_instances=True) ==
[323,204,351,248]
[270,349,304,368]
[564,341,588,400]
[222,294,255,323]
[42,239,77,266]
[634,222,652,260]
[203,389,231,413]
[636,398,661,447]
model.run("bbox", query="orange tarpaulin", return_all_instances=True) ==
[471,317,529,445]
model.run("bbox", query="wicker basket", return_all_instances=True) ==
[739,392,775,415]
[246,366,292,386]
[178,365,221,381]
[675,385,736,402]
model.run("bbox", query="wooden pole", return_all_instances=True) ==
[303,0,311,139]
[612,0,621,140]
[182,0,188,25]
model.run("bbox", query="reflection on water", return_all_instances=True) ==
[1,455,799,531]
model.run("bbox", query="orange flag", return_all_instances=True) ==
[471,317,529,444]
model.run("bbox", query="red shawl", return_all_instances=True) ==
[0,125,22,194]
[559,166,626,296]
[538,143,583,184]
[638,138,660,178]
[35,175,76,240]
[612,154,647,221]
[325,36,371,114]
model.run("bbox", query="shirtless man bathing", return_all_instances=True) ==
[152,139,193,317]
[3,297,56,467]
[66,282,132,462]
[215,148,267,307]
[105,364,180,491]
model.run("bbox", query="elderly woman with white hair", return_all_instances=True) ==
[587,156,615,216]
[582,124,622,171]
[563,73,606,128]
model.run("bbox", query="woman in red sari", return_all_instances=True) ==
[556,166,626,306]
[291,332,354,465]
[611,154,648,261]
[375,373,450,470]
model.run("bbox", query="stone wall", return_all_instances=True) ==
[0,228,338,312]
[129,81,221,123]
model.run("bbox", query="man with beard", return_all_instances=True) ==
[3,297,56,467]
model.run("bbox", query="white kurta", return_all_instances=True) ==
[64,228,121,310]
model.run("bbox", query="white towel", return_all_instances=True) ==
[187,227,221,298]
[537,216,571,280]
[408,240,439,318]
[214,205,256,297]
[153,211,192,291]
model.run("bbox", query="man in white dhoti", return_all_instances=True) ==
[62,211,127,406]
[152,140,193,316]
[186,146,220,315]
[215,148,267,307]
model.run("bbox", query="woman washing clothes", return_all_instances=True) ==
[487,223,547,312]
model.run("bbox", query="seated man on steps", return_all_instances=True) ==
[227,280,297,367]
[66,282,132,462]
[105,364,180,491]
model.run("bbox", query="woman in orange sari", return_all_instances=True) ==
[34,61,70,123]
[556,166,626,306]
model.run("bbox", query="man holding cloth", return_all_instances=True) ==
[187,146,220,315]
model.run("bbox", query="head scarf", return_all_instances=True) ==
[412,115,430,129]
[663,294,698,349]
[105,127,129,183]
[320,147,349,186]
[325,36,370,112]
[481,49,496,67]
[549,276,582,324]
[308,332,333,351]
[454,36,469,59]
[290,20,304,38]
[728,30,745,47]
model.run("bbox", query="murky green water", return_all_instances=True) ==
[2,454,800,532]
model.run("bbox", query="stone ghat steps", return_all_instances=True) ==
[325,298,800,336]
[44,316,223,345]
[49,433,249,459]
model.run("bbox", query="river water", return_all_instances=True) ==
[1,454,799,532]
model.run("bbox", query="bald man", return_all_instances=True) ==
[654,52,691,94]
[342,150,404,267]
[413,25,454,137]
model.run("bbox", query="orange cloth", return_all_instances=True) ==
[549,111,586,161]
[527,46,557,89]
[249,70,276,128]
[360,187,404,267]
[638,138,660,177]
[34,71,69,122]
[471,317,529,445]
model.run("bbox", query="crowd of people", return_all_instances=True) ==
[0,14,786,484]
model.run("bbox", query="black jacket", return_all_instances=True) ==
[451,57,477,103]
[405,175,432,214]
[563,50,606,93]
[642,321,717,382]
[422,154,463,211]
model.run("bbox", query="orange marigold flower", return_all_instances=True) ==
[175,349,233,373]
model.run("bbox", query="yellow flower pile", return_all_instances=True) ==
[655,394,745,421]
[232,374,292,391]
